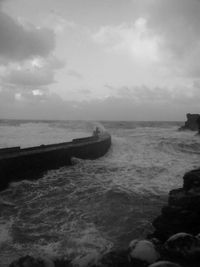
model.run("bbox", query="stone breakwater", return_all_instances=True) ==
[0,133,111,191]
[8,169,200,267]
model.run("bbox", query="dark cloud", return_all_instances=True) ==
[0,11,55,62]
[2,68,55,87]
[1,56,65,88]
[146,0,200,76]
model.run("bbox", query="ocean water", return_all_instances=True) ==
[0,120,200,266]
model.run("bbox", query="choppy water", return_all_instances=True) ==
[0,120,200,266]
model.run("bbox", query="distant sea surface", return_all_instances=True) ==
[1,119,200,266]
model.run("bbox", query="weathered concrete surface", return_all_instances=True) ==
[0,133,111,190]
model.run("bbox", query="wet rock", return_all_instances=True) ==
[148,261,182,267]
[164,233,200,258]
[183,169,200,191]
[97,250,131,267]
[152,169,200,241]
[196,233,200,240]
[129,239,160,265]
[179,113,200,131]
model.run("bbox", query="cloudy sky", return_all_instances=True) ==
[0,0,200,120]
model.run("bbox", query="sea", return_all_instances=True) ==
[0,119,200,266]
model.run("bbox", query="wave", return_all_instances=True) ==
[1,120,200,265]
[157,138,200,155]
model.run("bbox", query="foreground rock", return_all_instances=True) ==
[129,239,160,265]
[152,168,200,242]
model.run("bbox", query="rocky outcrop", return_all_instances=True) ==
[152,168,200,242]
[179,113,200,131]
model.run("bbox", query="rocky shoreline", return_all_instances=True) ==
[9,168,200,267]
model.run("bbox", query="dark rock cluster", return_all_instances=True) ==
[8,169,200,267]
[152,168,200,241]
[179,113,200,131]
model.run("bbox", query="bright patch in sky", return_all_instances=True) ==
[130,18,160,62]
[32,89,43,96]
[31,58,43,68]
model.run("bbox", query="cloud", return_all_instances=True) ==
[142,0,200,77]
[0,2,64,95]
[0,10,55,62]
[2,68,54,87]
[92,18,161,63]
[93,0,200,78]
[67,69,83,79]
[1,82,200,121]
[104,82,200,106]
[78,88,91,95]
[1,56,64,88]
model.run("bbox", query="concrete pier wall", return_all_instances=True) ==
[0,133,111,190]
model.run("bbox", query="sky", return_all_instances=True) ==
[0,0,200,121]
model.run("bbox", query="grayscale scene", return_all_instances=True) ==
[0,1,200,267]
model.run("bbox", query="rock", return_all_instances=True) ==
[98,250,131,267]
[179,113,200,131]
[164,233,200,257]
[129,239,160,265]
[196,233,200,240]
[183,169,200,191]
[148,261,181,267]
[152,169,200,241]
[162,233,200,265]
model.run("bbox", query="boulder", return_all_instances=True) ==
[97,250,131,267]
[152,169,200,242]
[164,233,200,258]
[129,239,160,265]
